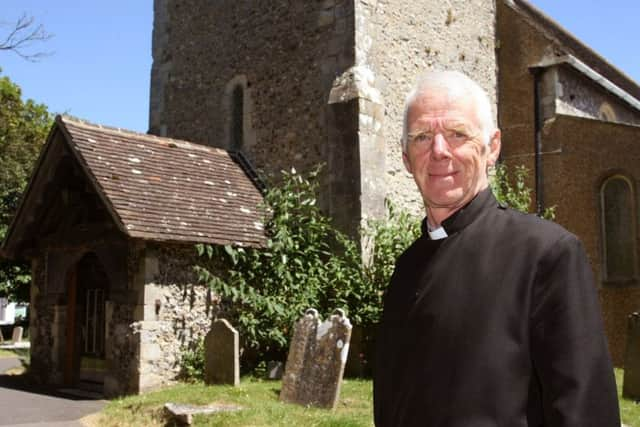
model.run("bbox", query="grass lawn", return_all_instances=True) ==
[91,370,640,427]
[92,378,373,427]
[616,368,640,427]
[0,348,16,358]
[0,347,29,360]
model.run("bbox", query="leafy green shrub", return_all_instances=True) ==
[491,163,556,220]
[329,200,421,327]
[195,167,363,369]
[179,339,205,381]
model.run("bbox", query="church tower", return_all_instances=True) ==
[149,0,498,234]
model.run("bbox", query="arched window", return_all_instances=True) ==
[599,102,617,122]
[601,175,636,281]
[224,75,255,154]
[231,85,244,151]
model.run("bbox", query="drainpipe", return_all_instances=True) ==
[532,69,544,216]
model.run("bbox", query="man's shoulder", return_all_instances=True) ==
[491,204,576,246]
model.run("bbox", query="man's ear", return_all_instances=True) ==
[486,129,501,167]
[402,151,413,174]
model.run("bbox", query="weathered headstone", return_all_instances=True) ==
[11,326,23,343]
[266,360,284,380]
[204,318,239,386]
[623,311,640,400]
[280,308,352,409]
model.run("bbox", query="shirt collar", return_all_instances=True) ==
[421,188,497,240]
[427,226,448,240]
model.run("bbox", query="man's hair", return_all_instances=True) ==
[401,70,495,151]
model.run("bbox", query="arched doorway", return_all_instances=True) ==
[64,253,109,391]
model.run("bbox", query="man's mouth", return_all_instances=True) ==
[429,171,458,179]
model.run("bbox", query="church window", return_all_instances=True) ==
[224,75,254,153]
[231,84,244,151]
[599,102,617,122]
[601,175,637,282]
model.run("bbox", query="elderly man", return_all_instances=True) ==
[373,70,619,426]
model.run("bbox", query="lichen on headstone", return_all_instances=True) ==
[280,308,352,409]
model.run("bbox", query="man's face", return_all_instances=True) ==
[403,87,500,211]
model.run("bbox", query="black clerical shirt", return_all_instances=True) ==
[373,189,619,427]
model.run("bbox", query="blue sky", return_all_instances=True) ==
[1,1,638,133]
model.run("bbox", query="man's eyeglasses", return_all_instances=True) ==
[406,129,473,151]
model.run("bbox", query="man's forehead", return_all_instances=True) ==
[408,89,480,126]
[409,116,471,128]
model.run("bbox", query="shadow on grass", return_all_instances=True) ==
[270,387,281,397]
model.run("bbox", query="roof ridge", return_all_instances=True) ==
[506,0,640,101]
[57,115,225,155]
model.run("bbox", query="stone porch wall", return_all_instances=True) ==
[131,241,218,393]
[28,255,55,384]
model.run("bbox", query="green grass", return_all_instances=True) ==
[616,368,640,427]
[0,347,29,360]
[96,371,640,427]
[97,378,373,427]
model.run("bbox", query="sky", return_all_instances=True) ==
[1,1,639,133]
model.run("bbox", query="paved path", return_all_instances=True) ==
[0,357,105,427]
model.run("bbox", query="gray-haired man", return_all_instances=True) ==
[373,70,619,426]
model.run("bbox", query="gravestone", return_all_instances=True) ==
[280,308,352,409]
[266,361,283,380]
[11,326,23,343]
[623,311,640,400]
[204,318,239,386]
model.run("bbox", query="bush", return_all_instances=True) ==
[195,166,364,370]
[179,339,205,381]
[491,163,555,220]
[330,200,421,327]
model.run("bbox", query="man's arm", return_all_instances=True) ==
[530,234,620,426]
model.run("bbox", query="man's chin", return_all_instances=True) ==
[424,192,466,209]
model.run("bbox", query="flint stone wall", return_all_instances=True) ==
[132,242,218,392]
[28,255,55,384]
[539,65,640,125]
[150,0,498,226]
[27,239,222,396]
[150,0,355,176]
[366,0,497,214]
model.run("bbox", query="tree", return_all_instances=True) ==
[0,71,52,301]
[0,13,53,61]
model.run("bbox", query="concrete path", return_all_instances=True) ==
[0,357,105,427]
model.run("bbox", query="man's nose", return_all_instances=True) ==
[430,133,450,159]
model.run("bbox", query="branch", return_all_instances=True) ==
[0,13,53,62]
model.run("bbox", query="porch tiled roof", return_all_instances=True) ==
[59,116,266,247]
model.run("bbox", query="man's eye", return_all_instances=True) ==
[413,133,432,143]
[448,131,468,143]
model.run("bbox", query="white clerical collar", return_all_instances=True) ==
[427,225,448,240]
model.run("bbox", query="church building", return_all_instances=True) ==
[149,0,640,365]
[3,0,640,396]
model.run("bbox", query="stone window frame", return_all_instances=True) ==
[600,174,638,285]
[223,75,256,154]
[599,102,617,122]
